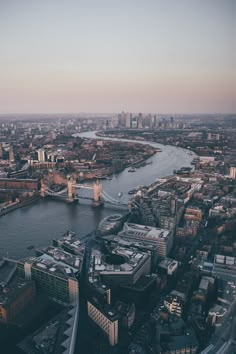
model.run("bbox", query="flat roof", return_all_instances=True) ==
[19,248,82,281]
[88,244,150,281]
[0,275,33,307]
[159,258,178,269]
[119,222,171,241]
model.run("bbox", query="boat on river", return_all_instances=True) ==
[128,189,138,195]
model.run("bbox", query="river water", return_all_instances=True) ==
[0,131,194,259]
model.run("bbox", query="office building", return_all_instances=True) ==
[87,301,119,346]
[119,223,174,257]
[138,113,143,129]
[37,148,46,162]
[131,116,138,129]
[158,258,178,275]
[229,166,236,179]
[88,246,151,287]
[0,275,36,325]
[125,112,131,128]
[96,214,125,237]
[158,330,199,354]
[17,246,81,305]
[9,145,15,162]
[184,206,203,222]
[52,230,85,257]
[101,234,159,269]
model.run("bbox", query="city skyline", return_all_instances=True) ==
[1,0,235,114]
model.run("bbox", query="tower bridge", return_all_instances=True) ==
[40,177,129,210]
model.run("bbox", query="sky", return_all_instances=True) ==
[0,0,235,114]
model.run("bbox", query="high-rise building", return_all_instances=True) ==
[17,246,81,305]
[229,167,236,179]
[153,115,157,128]
[87,301,119,346]
[138,113,143,129]
[9,145,15,162]
[125,112,131,128]
[118,111,126,128]
[131,116,138,129]
[37,148,46,162]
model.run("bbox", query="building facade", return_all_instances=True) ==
[87,301,119,346]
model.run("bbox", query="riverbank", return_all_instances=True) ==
[95,130,196,154]
[0,195,40,218]
[96,131,162,151]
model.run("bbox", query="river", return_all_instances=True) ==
[0,131,194,259]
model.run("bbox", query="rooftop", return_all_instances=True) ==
[38,246,82,271]
[158,258,178,269]
[91,245,149,275]
[119,223,172,242]
[102,234,157,251]
[165,330,199,351]
[88,243,150,286]
[19,247,82,281]
[53,230,85,256]
[18,303,79,354]
[0,275,34,307]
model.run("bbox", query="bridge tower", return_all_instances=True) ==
[67,176,77,203]
[93,179,103,207]
[40,179,46,197]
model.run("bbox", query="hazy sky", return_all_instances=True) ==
[0,0,235,114]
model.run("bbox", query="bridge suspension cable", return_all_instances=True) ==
[45,187,68,195]
[101,190,120,203]
[74,184,93,190]
[101,190,127,206]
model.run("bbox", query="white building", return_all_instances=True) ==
[158,258,178,275]
[37,148,46,162]
[119,223,174,257]
[229,167,236,179]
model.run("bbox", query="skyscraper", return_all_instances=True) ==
[125,112,131,128]
[9,145,15,162]
[37,148,46,162]
[138,113,143,129]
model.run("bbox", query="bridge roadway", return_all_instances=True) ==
[44,184,129,209]
[44,191,128,210]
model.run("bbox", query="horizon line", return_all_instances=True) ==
[0,112,235,116]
